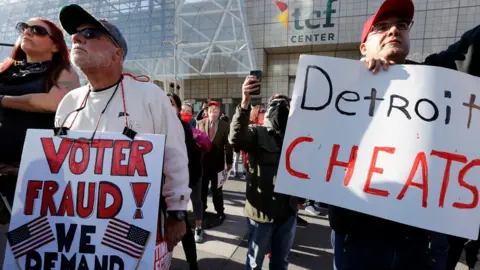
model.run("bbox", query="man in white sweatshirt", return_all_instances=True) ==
[55,4,191,252]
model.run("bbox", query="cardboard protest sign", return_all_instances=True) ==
[3,129,165,269]
[275,55,480,240]
[154,240,172,270]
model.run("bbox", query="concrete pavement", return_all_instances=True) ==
[171,176,476,270]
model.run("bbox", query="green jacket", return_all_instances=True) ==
[229,105,299,223]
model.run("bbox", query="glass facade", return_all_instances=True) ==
[0,0,257,83]
[0,0,478,115]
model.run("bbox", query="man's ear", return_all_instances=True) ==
[115,48,124,61]
[360,42,368,56]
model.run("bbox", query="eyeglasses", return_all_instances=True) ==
[16,22,51,38]
[371,20,414,33]
[73,28,120,48]
[269,99,289,107]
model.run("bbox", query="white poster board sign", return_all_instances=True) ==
[154,240,172,270]
[275,55,480,240]
[3,129,165,269]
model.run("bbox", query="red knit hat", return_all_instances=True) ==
[208,100,220,108]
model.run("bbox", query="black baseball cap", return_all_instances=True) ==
[59,4,128,59]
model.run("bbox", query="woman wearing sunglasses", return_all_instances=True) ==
[0,17,79,264]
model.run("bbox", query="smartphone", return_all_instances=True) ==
[249,70,262,95]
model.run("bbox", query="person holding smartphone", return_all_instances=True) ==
[229,75,299,270]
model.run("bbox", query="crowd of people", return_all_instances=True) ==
[0,0,478,269]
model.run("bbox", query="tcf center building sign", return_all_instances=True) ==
[275,0,338,44]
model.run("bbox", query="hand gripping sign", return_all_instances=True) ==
[275,55,480,240]
[3,130,165,270]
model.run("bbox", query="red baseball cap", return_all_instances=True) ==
[208,100,220,108]
[361,0,414,43]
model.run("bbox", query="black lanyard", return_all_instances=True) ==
[56,76,136,140]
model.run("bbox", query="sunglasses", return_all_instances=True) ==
[74,28,107,39]
[16,22,51,37]
[371,20,414,33]
[73,28,120,48]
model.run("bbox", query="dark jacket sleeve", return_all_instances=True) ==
[195,108,205,121]
[225,128,233,166]
[229,105,255,153]
[182,120,202,187]
[220,120,233,165]
[423,24,480,74]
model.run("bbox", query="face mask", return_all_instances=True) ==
[180,112,193,123]
[267,104,289,134]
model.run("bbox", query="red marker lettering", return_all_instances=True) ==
[69,141,90,175]
[431,150,467,208]
[41,138,72,174]
[91,139,113,175]
[24,180,43,215]
[57,182,75,216]
[364,146,395,197]
[285,136,313,179]
[111,140,130,176]
[40,181,59,216]
[97,181,122,218]
[397,152,429,208]
[128,140,153,177]
[326,144,358,186]
[77,182,96,218]
[453,159,480,209]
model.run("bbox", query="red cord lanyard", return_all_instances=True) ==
[68,78,128,131]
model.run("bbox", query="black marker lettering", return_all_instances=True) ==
[44,252,58,269]
[415,98,439,122]
[109,256,125,270]
[61,254,77,269]
[335,91,360,116]
[301,65,333,111]
[445,90,451,124]
[388,94,411,119]
[463,94,480,129]
[94,255,108,270]
[78,255,89,270]
[79,225,96,254]
[56,223,77,253]
[25,251,42,270]
[364,88,384,116]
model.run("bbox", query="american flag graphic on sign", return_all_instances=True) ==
[7,216,54,259]
[102,218,150,259]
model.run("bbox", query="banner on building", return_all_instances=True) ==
[275,55,480,240]
[3,130,165,269]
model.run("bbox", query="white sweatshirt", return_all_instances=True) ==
[55,76,191,211]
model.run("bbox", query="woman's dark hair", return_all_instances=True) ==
[0,18,72,91]
[167,92,182,110]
